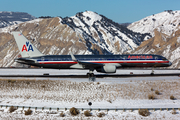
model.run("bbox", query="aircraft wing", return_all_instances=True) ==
[70,52,103,68]
[78,61,104,68]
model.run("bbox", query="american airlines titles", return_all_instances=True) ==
[128,55,153,59]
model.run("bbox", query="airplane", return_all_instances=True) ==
[12,31,172,77]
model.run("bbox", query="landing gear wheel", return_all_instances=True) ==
[151,73,154,75]
[90,73,94,77]
[87,73,90,77]
[87,73,94,77]
[87,73,95,82]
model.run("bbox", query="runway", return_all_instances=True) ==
[0,73,179,78]
[0,68,179,77]
[0,68,179,82]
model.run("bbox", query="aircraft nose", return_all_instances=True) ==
[169,61,172,66]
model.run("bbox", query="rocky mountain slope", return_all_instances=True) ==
[0,11,36,28]
[0,10,180,68]
[0,11,150,67]
[128,10,180,37]
[61,11,151,53]
[129,10,180,68]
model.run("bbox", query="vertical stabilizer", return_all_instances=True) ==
[12,31,44,58]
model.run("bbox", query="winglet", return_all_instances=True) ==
[70,52,78,62]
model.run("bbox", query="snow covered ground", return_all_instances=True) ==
[0,108,180,120]
[0,69,180,119]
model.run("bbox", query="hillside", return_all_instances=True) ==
[0,11,150,67]
[0,11,36,28]
[129,10,180,68]
[128,10,180,37]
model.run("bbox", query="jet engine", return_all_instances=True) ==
[96,64,116,73]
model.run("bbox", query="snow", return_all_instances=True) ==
[0,24,18,33]
[82,11,102,26]
[0,108,179,119]
[68,11,143,54]
[0,69,180,119]
[177,36,180,43]
[162,45,171,58]
[48,46,59,55]
[128,10,180,37]
[155,43,160,48]
[170,47,180,62]
[24,18,42,24]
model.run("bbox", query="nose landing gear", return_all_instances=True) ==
[151,67,154,75]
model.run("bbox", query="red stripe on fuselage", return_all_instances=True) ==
[39,60,169,64]
[39,61,78,64]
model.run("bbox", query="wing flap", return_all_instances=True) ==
[79,61,104,68]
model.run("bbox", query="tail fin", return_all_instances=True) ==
[12,31,44,58]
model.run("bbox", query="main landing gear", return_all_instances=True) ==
[87,73,94,77]
[87,69,96,82]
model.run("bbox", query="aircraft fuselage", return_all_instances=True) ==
[15,54,172,70]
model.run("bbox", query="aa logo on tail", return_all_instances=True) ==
[21,41,34,52]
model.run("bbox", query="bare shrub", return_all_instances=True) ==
[8,80,11,83]
[151,88,154,91]
[148,94,155,100]
[97,112,105,117]
[41,85,45,88]
[8,80,16,83]
[170,95,175,100]
[25,109,32,115]
[60,112,65,117]
[172,109,176,114]
[69,107,79,116]
[107,100,112,103]
[155,90,160,95]
[138,109,150,116]
[84,110,92,117]
[9,106,17,113]
[26,81,30,85]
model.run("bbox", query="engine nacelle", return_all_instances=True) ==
[96,65,116,73]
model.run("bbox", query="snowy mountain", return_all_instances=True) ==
[0,11,36,28]
[1,10,180,68]
[128,10,180,37]
[131,29,180,68]
[61,11,151,54]
[0,11,152,67]
[129,10,180,68]
[119,23,131,27]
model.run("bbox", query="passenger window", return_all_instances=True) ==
[162,58,167,61]
[41,57,45,61]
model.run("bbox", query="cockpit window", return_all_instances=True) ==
[162,58,167,61]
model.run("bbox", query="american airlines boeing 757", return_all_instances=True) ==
[12,31,172,77]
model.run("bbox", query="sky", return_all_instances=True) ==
[0,0,180,23]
